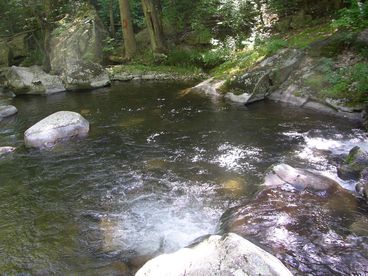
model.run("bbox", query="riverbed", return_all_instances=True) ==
[0,82,367,275]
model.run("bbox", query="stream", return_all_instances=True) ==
[0,82,367,275]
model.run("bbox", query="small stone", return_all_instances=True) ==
[0,105,17,118]
[0,146,16,156]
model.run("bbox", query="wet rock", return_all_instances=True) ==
[356,182,368,203]
[356,168,368,202]
[62,61,110,90]
[5,66,65,95]
[24,111,89,148]
[0,105,17,119]
[264,163,339,194]
[338,146,368,180]
[0,146,16,156]
[136,233,292,276]
[218,185,368,275]
[190,78,225,97]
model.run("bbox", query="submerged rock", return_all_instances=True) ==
[264,163,339,194]
[0,105,17,119]
[190,78,225,97]
[0,146,16,156]
[5,66,65,95]
[136,233,292,276]
[218,183,367,275]
[356,168,368,203]
[24,111,89,148]
[338,146,368,180]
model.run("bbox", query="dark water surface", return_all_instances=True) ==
[0,82,367,275]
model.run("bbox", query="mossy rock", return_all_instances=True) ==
[338,146,368,180]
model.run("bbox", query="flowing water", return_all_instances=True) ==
[0,82,367,275]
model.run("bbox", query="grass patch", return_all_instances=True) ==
[321,62,368,104]
[211,38,288,78]
[303,58,368,104]
[286,23,336,48]
[110,64,202,76]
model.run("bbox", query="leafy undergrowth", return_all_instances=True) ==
[303,56,368,105]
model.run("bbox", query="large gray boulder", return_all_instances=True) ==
[62,61,110,90]
[24,111,89,148]
[226,49,304,105]
[136,233,292,276]
[50,3,109,90]
[0,105,17,120]
[5,66,65,95]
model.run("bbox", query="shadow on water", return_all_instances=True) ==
[0,81,367,274]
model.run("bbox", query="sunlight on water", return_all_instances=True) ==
[213,143,262,172]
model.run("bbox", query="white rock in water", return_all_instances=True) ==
[24,111,89,148]
[0,105,17,118]
[225,92,252,103]
[136,233,293,276]
[0,146,16,156]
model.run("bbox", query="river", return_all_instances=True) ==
[0,82,367,275]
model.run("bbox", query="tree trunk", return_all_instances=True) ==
[109,0,116,37]
[41,0,52,72]
[119,0,137,59]
[141,0,166,53]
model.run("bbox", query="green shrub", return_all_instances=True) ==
[264,38,288,55]
[332,0,368,30]
[323,62,368,103]
[20,49,43,67]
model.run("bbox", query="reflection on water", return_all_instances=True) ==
[0,82,367,275]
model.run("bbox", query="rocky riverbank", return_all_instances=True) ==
[189,28,368,129]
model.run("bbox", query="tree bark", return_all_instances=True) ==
[119,0,137,59]
[109,0,116,37]
[141,0,166,53]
